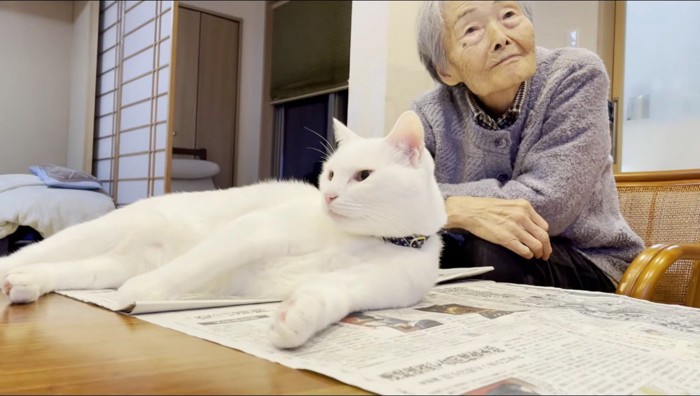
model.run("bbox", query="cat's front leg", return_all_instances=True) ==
[269,254,438,349]
[269,285,349,349]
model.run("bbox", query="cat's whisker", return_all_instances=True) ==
[303,126,335,154]
[303,126,335,156]
[305,146,330,161]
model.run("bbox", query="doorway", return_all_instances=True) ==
[173,5,240,189]
[611,1,700,173]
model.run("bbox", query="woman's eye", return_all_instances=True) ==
[503,10,516,19]
[464,26,477,35]
[355,170,373,181]
[328,171,334,180]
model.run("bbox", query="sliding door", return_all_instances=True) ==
[611,1,700,173]
[93,0,176,206]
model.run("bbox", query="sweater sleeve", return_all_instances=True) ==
[439,55,612,235]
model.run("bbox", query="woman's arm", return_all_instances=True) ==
[439,55,612,236]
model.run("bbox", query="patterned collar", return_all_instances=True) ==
[382,234,430,249]
[465,80,529,130]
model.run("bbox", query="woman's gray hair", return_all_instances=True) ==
[416,1,534,83]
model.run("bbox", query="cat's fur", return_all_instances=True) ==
[0,111,446,348]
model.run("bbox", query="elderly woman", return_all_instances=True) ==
[412,1,644,291]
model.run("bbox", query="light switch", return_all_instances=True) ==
[568,29,579,47]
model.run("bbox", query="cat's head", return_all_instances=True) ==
[318,111,447,237]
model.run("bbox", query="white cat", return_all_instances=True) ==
[0,111,446,348]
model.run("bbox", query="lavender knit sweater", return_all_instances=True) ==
[412,46,644,283]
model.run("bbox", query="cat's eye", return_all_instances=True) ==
[355,170,373,182]
[328,171,334,180]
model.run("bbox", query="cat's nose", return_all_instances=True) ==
[325,193,338,204]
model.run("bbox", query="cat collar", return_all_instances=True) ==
[382,234,430,249]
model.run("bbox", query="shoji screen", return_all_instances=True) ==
[93,0,175,206]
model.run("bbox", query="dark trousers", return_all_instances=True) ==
[440,229,616,292]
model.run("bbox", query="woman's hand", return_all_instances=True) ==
[445,196,552,260]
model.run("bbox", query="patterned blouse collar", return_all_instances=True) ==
[465,80,529,130]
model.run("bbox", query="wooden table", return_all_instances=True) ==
[0,294,369,394]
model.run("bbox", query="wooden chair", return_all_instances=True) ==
[615,170,700,307]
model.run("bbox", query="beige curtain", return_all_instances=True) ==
[270,1,351,103]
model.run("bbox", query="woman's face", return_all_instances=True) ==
[438,1,536,98]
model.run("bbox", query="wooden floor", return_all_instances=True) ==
[0,293,368,394]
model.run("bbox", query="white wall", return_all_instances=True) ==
[0,1,74,174]
[385,2,438,135]
[528,1,599,53]
[347,1,389,137]
[66,1,98,173]
[348,1,435,138]
[179,0,265,186]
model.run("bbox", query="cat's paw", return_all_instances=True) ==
[269,293,327,349]
[2,270,53,304]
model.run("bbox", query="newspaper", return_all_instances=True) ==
[57,266,494,314]
[131,281,700,395]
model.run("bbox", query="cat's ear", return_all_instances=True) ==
[332,118,360,145]
[386,111,425,166]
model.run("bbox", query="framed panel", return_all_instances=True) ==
[93,0,176,206]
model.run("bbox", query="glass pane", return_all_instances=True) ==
[155,122,168,150]
[620,1,700,172]
[118,154,150,179]
[94,136,113,159]
[152,178,165,196]
[117,180,148,205]
[119,127,150,155]
[96,114,114,137]
[121,73,153,107]
[122,46,155,82]
[160,8,172,38]
[96,92,115,117]
[123,19,156,58]
[156,94,168,122]
[99,47,117,73]
[100,2,118,32]
[94,158,112,180]
[124,0,156,35]
[100,24,117,52]
[159,38,172,67]
[98,70,115,94]
[153,150,166,177]
[120,100,151,131]
[157,65,170,94]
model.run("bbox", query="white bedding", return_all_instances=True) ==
[0,174,116,239]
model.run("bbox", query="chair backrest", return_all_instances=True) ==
[615,170,700,305]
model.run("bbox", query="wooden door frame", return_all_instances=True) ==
[610,1,626,174]
[174,3,243,188]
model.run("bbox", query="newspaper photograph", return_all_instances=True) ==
[129,281,700,395]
